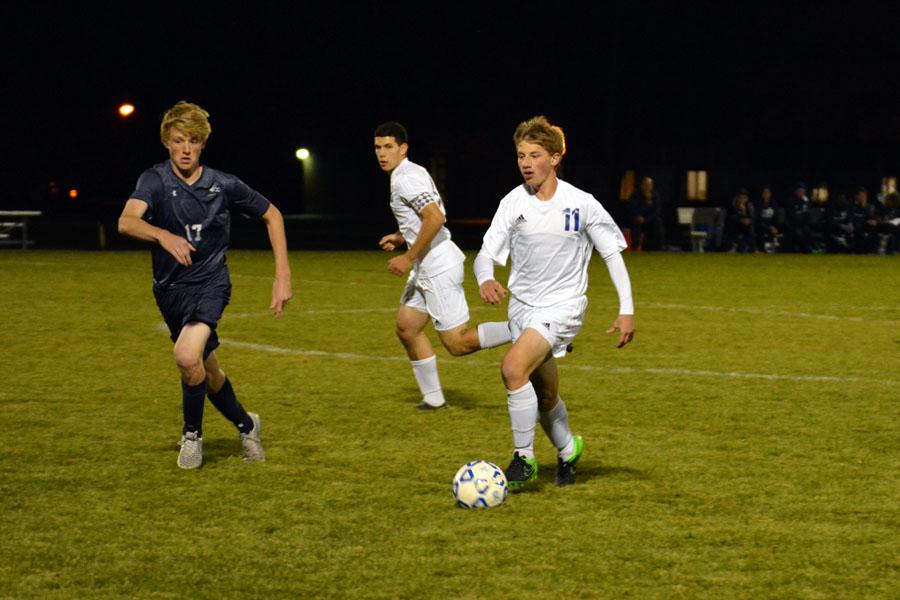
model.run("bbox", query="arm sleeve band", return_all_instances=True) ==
[603,251,634,315]
[473,251,496,286]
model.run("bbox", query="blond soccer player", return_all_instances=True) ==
[474,116,635,486]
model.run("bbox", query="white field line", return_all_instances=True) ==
[642,302,899,324]
[219,302,898,323]
[221,305,506,320]
[219,338,900,387]
[10,259,895,322]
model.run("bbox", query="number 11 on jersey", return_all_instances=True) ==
[564,208,580,232]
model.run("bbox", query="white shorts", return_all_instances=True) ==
[508,295,587,358]
[400,262,470,331]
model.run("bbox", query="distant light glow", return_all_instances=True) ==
[118,103,135,117]
[68,188,79,199]
[295,148,310,161]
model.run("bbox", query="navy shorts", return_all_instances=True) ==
[154,275,232,360]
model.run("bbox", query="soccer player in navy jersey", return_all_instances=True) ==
[118,101,292,469]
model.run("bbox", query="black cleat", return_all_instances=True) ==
[505,452,538,487]
[566,343,574,353]
[556,435,584,486]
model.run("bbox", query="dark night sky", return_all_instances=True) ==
[3,2,900,219]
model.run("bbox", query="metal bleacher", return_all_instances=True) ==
[0,211,42,249]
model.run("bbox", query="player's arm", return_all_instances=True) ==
[117,198,196,266]
[473,197,513,304]
[261,203,292,318]
[387,203,444,276]
[379,231,405,251]
[474,251,507,304]
[602,252,635,348]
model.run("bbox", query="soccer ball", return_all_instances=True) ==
[452,460,508,509]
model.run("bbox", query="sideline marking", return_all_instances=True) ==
[642,302,899,324]
[219,338,899,387]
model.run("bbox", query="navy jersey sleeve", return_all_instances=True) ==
[129,169,164,210]
[225,176,271,219]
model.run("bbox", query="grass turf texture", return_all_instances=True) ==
[0,250,897,598]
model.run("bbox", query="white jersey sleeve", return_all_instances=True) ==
[389,159,464,277]
[394,167,443,215]
[585,196,628,259]
[479,192,517,266]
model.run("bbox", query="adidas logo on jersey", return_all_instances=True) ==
[515,214,526,225]
[209,185,222,194]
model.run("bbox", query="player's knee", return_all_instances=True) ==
[442,334,470,357]
[500,356,528,389]
[173,348,203,378]
[395,321,417,344]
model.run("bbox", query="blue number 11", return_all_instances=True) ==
[564,208,580,231]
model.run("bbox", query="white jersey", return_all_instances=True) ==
[480,179,627,307]
[390,158,465,277]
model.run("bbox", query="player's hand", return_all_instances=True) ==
[271,276,292,318]
[160,231,196,266]
[606,314,635,348]
[379,232,404,252]
[388,253,413,277]
[479,279,508,305]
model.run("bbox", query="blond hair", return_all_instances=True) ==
[513,115,566,157]
[160,101,211,146]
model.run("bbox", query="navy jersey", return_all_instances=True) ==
[129,162,270,288]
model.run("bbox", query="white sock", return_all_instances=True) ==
[477,321,512,349]
[539,397,575,460]
[410,355,445,407]
[507,382,538,459]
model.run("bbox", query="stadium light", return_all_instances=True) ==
[295,148,310,161]
[68,188,78,200]
[118,103,135,118]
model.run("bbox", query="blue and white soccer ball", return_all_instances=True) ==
[452,460,508,509]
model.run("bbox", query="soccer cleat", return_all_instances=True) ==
[177,431,203,469]
[556,435,584,486]
[240,412,265,462]
[505,452,538,487]
[415,402,447,411]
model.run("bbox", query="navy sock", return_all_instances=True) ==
[181,380,207,437]
[208,378,253,434]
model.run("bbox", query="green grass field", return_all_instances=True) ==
[1,250,897,599]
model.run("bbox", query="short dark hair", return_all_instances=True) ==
[374,122,408,145]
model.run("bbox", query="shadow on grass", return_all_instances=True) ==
[579,463,651,483]
[150,438,243,467]
[402,387,483,411]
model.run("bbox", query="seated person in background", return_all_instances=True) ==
[876,191,900,255]
[756,186,780,253]
[850,187,879,254]
[825,193,853,253]
[628,176,665,251]
[722,188,757,252]
[784,182,812,253]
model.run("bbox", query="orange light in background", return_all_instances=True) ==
[118,103,135,117]
[68,188,79,199]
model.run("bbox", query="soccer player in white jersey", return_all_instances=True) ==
[474,116,635,486]
[374,122,512,410]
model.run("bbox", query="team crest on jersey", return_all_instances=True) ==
[171,190,178,197]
